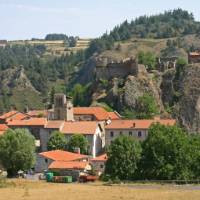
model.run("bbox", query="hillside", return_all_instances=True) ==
[9,38,91,57]
[1,9,200,132]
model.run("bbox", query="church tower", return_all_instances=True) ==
[53,94,74,121]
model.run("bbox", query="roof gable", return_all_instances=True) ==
[39,150,88,161]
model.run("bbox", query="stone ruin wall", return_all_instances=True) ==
[95,58,138,80]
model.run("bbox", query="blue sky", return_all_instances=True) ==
[0,0,200,40]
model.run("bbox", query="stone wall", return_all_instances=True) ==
[95,58,138,80]
[105,128,148,146]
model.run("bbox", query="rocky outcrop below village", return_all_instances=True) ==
[89,60,200,133]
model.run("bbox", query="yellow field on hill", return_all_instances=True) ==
[0,179,200,200]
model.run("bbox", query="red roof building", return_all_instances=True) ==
[105,118,176,145]
[48,161,90,170]
[39,150,88,162]
[0,111,29,124]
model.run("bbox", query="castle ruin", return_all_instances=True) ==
[95,57,138,80]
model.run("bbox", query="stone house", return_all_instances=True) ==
[40,120,105,158]
[7,118,47,151]
[105,118,176,146]
[188,52,200,64]
[90,153,107,176]
[35,150,89,173]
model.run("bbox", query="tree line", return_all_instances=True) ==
[86,9,200,56]
[104,123,200,181]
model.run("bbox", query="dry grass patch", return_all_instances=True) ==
[0,179,200,200]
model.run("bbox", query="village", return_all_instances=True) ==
[0,93,176,182]
[0,49,200,183]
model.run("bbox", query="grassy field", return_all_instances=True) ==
[9,39,91,56]
[0,179,200,200]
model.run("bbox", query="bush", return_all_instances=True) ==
[47,131,67,151]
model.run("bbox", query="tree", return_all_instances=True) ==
[136,93,159,119]
[68,135,88,154]
[138,51,156,70]
[189,135,200,179]
[47,131,67,151]
[105,136,142,180]
[139,123,193,180]
[0,129,35,177]
[175,58,187,79]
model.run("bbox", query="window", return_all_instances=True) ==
[138,131,142,137]
[100,164,104,169]
[129,131,132,136]
[119,131,123,135]
[45,159,48,163]
[110,131,114,137]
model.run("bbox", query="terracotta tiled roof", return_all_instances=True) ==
[27,110,48,117]
[39,150,88,161]
[49,161,89,170]
[0,124,9,135]
[45,121,64,129]
[61,121,98,135]
[0,111,18,120]
[5,112,29,122]
[91,154,107,162]
[106,119,176,129]
[74,107,110,121]
[7,118,47,126]
[189,52,200,56]
[108,112,121,120]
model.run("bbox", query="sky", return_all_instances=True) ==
[0,0,200,40]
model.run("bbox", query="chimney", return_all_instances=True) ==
[132,122,136,128]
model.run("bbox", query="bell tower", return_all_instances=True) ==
[53,94,74,121]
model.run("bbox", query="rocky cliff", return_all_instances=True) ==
[0,66,44,111]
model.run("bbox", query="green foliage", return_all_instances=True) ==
[105,136,142,180]
[138,51,156,70]
[45,34,68,40]
[98,102,114,112]
[70,83,91,106]
[47,131,67,151]
[121,109,137,119]
[67,134,88,154]
[0,44,86,111]
[189,135,200,179]
[86,9,200,56]
[175,58,187,79]
[45,34,77,47]
[136,94,159,119]
[0,129,35,177]
[140,124,193,180]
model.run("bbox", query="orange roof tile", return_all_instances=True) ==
[49,161,88,170]
[0,124,9,135]
[74,107,110,121]
[5,112,29,122]
[91,154,107,162]
[0,111,18,120]
[108,112,121,120]
[0,124,9,131]
[106,119,176,129]
[27,110,48,117]
[45,121,64,129]
[39,150,88,161]
[7,118,47,126]
[61,121,98,135]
